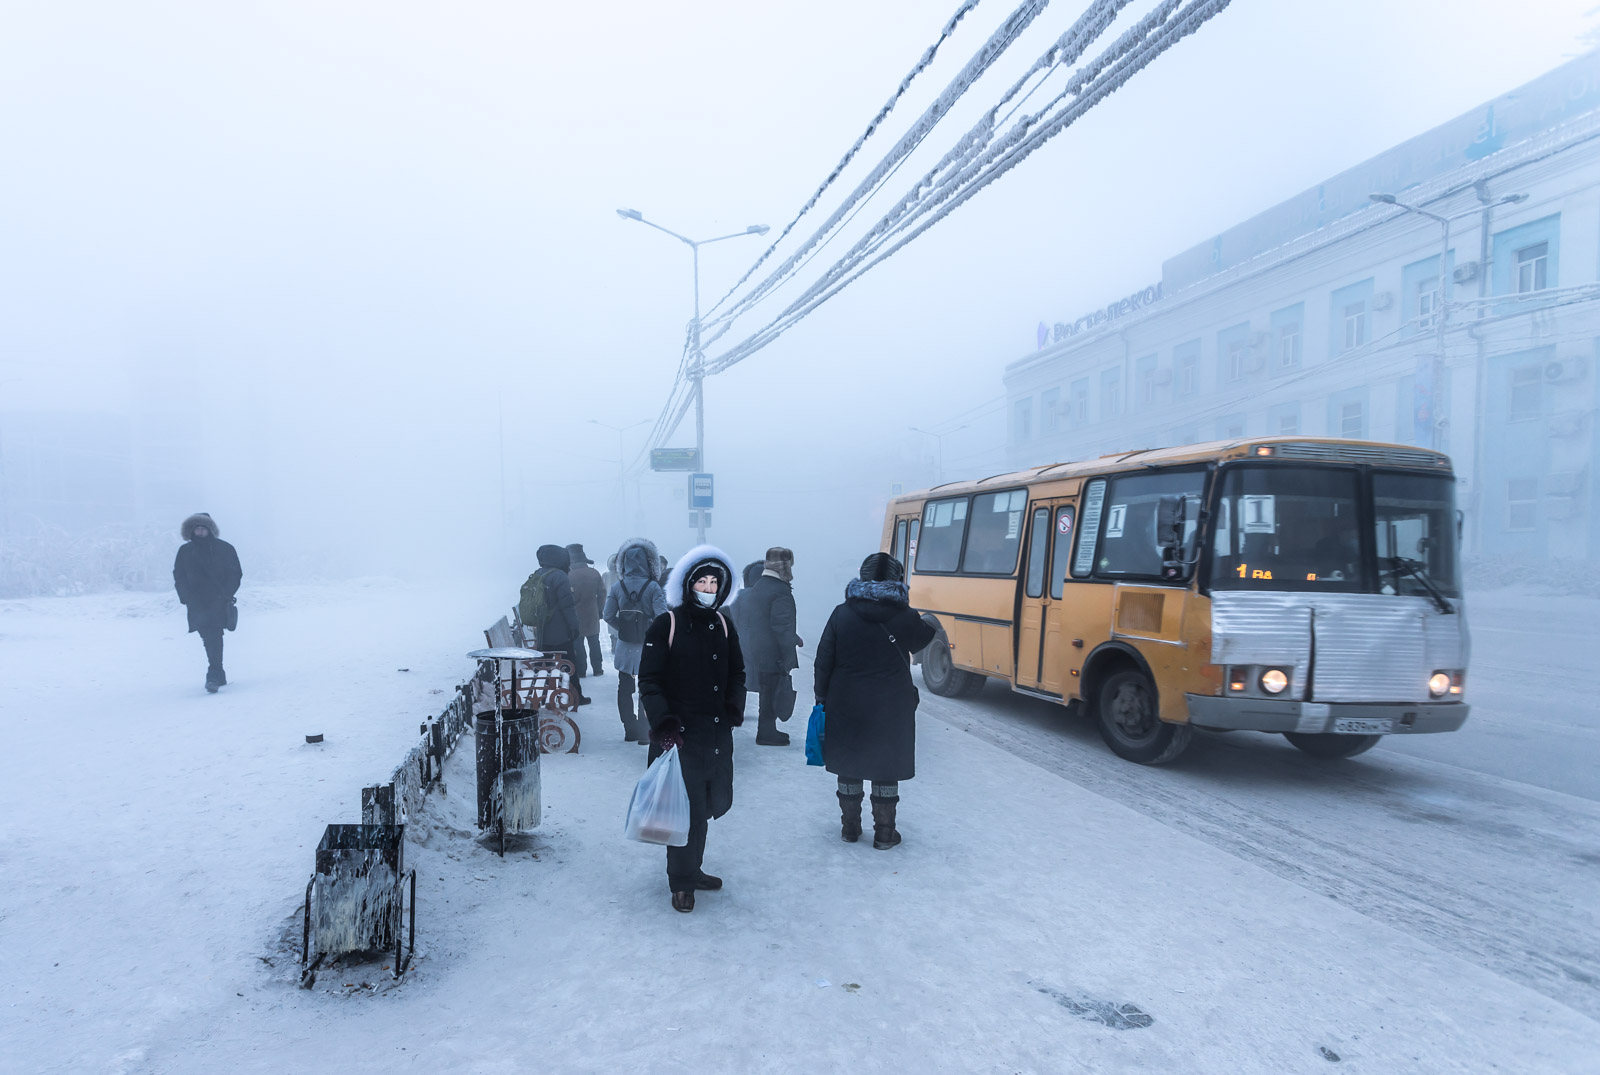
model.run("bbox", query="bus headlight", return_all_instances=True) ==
[1260,668,1289,694]
[1429,671,1463,699]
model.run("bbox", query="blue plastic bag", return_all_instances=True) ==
[805,703,825,766]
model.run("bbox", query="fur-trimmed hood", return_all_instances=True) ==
[615,536,661,583]
[536,544,571,572]
[664,544,741,611]
[181,513,220,540]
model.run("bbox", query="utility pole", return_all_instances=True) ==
[617,209,768,544]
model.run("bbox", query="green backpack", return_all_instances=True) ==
[518,570,553,643]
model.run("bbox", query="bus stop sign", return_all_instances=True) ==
[688,473,714,510]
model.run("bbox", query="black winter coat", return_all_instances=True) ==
[173,537,242,633]
[740,573,800,676]
[815,582,936,782]
[639,606,747,817]
[532,544,581,651]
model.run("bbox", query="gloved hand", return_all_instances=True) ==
[729,709,745,728]
[650,717,683,751]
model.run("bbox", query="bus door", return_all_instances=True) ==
[891,514,920,570]
[1016,500,1076,693]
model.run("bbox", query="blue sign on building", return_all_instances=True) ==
[688,473,714,510]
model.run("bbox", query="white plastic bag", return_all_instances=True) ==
[624,745,690,846]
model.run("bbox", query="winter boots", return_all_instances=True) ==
[870,796,901,850]
[692,870,722,890]
[204,667,226,694]
[837,792,864,842]
[672,890,694,913]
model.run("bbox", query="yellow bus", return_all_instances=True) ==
[883,436,1470,764]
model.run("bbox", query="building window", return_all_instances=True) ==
[1342,303,1367,352]
[1508,365,1542,422]
[1041,387,1062,433]
[1507,478,1538,531]
[1136,355,1158,406]
[1071,378,1089,422]
[1226,339,1249,382]
[1515,242,1548,294]
[1276,411,1300,434]
[1014,397,1033,442]
[1278,323,1301,368]
[1339,400,1364,437]
[1416,276,1440,329]
[1177,350,1197,396]
[1100,368,1121,420]
[1217,415,1245,439]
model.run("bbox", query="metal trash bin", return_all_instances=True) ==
[300,823,416,987]
[474,709,542,856]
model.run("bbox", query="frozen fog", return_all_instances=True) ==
[2,2,1599,1072]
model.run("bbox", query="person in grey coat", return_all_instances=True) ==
[565,543,606,678]
[740,546,803,746]
[603,537,668,743]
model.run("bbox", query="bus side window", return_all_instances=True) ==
[894,520,908,565]
[1050,506,1076,598]
[1024,508,1050,598]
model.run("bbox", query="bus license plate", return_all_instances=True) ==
[1333,718,1391,735]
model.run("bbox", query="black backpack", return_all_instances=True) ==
[611,579,653,644]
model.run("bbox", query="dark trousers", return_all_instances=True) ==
[667,764,713,892]
[199,628,224,679]
[585,633,604,674]
[617,672,645,738]
[756,670,796,738]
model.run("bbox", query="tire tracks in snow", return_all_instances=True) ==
[916,684,1600,1023]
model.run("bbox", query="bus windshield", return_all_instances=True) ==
[1211,466,1366,592]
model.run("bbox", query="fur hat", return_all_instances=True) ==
[664,544,742,611]
[860,552,904,582]
[763,546,794,582]
[565,543,593,566]
[181,513,219,540]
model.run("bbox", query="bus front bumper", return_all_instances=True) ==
[1184,695,1469,736]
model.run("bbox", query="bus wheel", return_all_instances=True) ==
[1096,669,1191,764]
[921,636,983,698]
[1284,732,1381,759]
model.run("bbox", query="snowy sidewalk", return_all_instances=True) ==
[5,585,1597,1073]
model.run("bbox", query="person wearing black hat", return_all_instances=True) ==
[173,512,243,693]
[565,543,606,679]
[739,546,803,745]
[813,553,935,849]
[524,544,588,706]
[638,544,746,912]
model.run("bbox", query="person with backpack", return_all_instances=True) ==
[814,552,935,850]
[521,544,588,707]
[638,545,746,912]
[603,537,668,743]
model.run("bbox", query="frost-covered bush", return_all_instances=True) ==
[0,523,175,598]
[1464,555,1600,597]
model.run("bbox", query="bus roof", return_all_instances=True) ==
[891,436,1452,505]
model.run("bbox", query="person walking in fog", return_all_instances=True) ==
[639,545,746,913]
[522,544,588,706]
[728,560,765,650]
[740,547,803,746]
[565,543,606,678]
[172,512,242,694]
[814,553,935,849]
[603,537,667,744]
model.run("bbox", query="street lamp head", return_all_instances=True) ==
[1369,193,1397,205]
[617,208,643,221]
[747,224,770,236]
[1500,193,1528,205]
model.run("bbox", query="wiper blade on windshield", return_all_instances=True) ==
[1388,557,1454,615]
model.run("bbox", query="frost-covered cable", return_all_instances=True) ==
[703,0,1231,375]
[701,0,990,322]
[702,0,1053,333]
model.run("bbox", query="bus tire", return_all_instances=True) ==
[1095,668,1191,764]
[921,633,984,698]
[1283,732,1381,759]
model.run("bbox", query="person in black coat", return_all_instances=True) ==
[814,552,935,849]
[638,544,747,913]
[529,544,588,706]
[172,512,243,693]
[739,547,803,746]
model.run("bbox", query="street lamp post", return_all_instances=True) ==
[617,208,769,543]
[1369,191,1525,450]
[588,417,651,530]
[909,425,967,484]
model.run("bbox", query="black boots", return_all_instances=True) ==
[870,796,901,850]
[692,871,722,890]
[672,890,694,913]
[837,792,864,843]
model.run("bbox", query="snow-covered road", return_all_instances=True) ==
[2,580,1597,1073]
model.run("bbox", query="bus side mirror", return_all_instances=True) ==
[1157,495,1187,550]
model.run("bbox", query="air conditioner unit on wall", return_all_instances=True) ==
[1243,352,1266,374]
[1249,331,1271,351]
[1452,261,1480,285]
[1548,411,1589,438]
[1371,291,1394,312]
[1546,469,1587,498]
[1545,357,1590,384]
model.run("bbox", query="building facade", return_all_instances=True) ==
[1005,52,1600,562]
